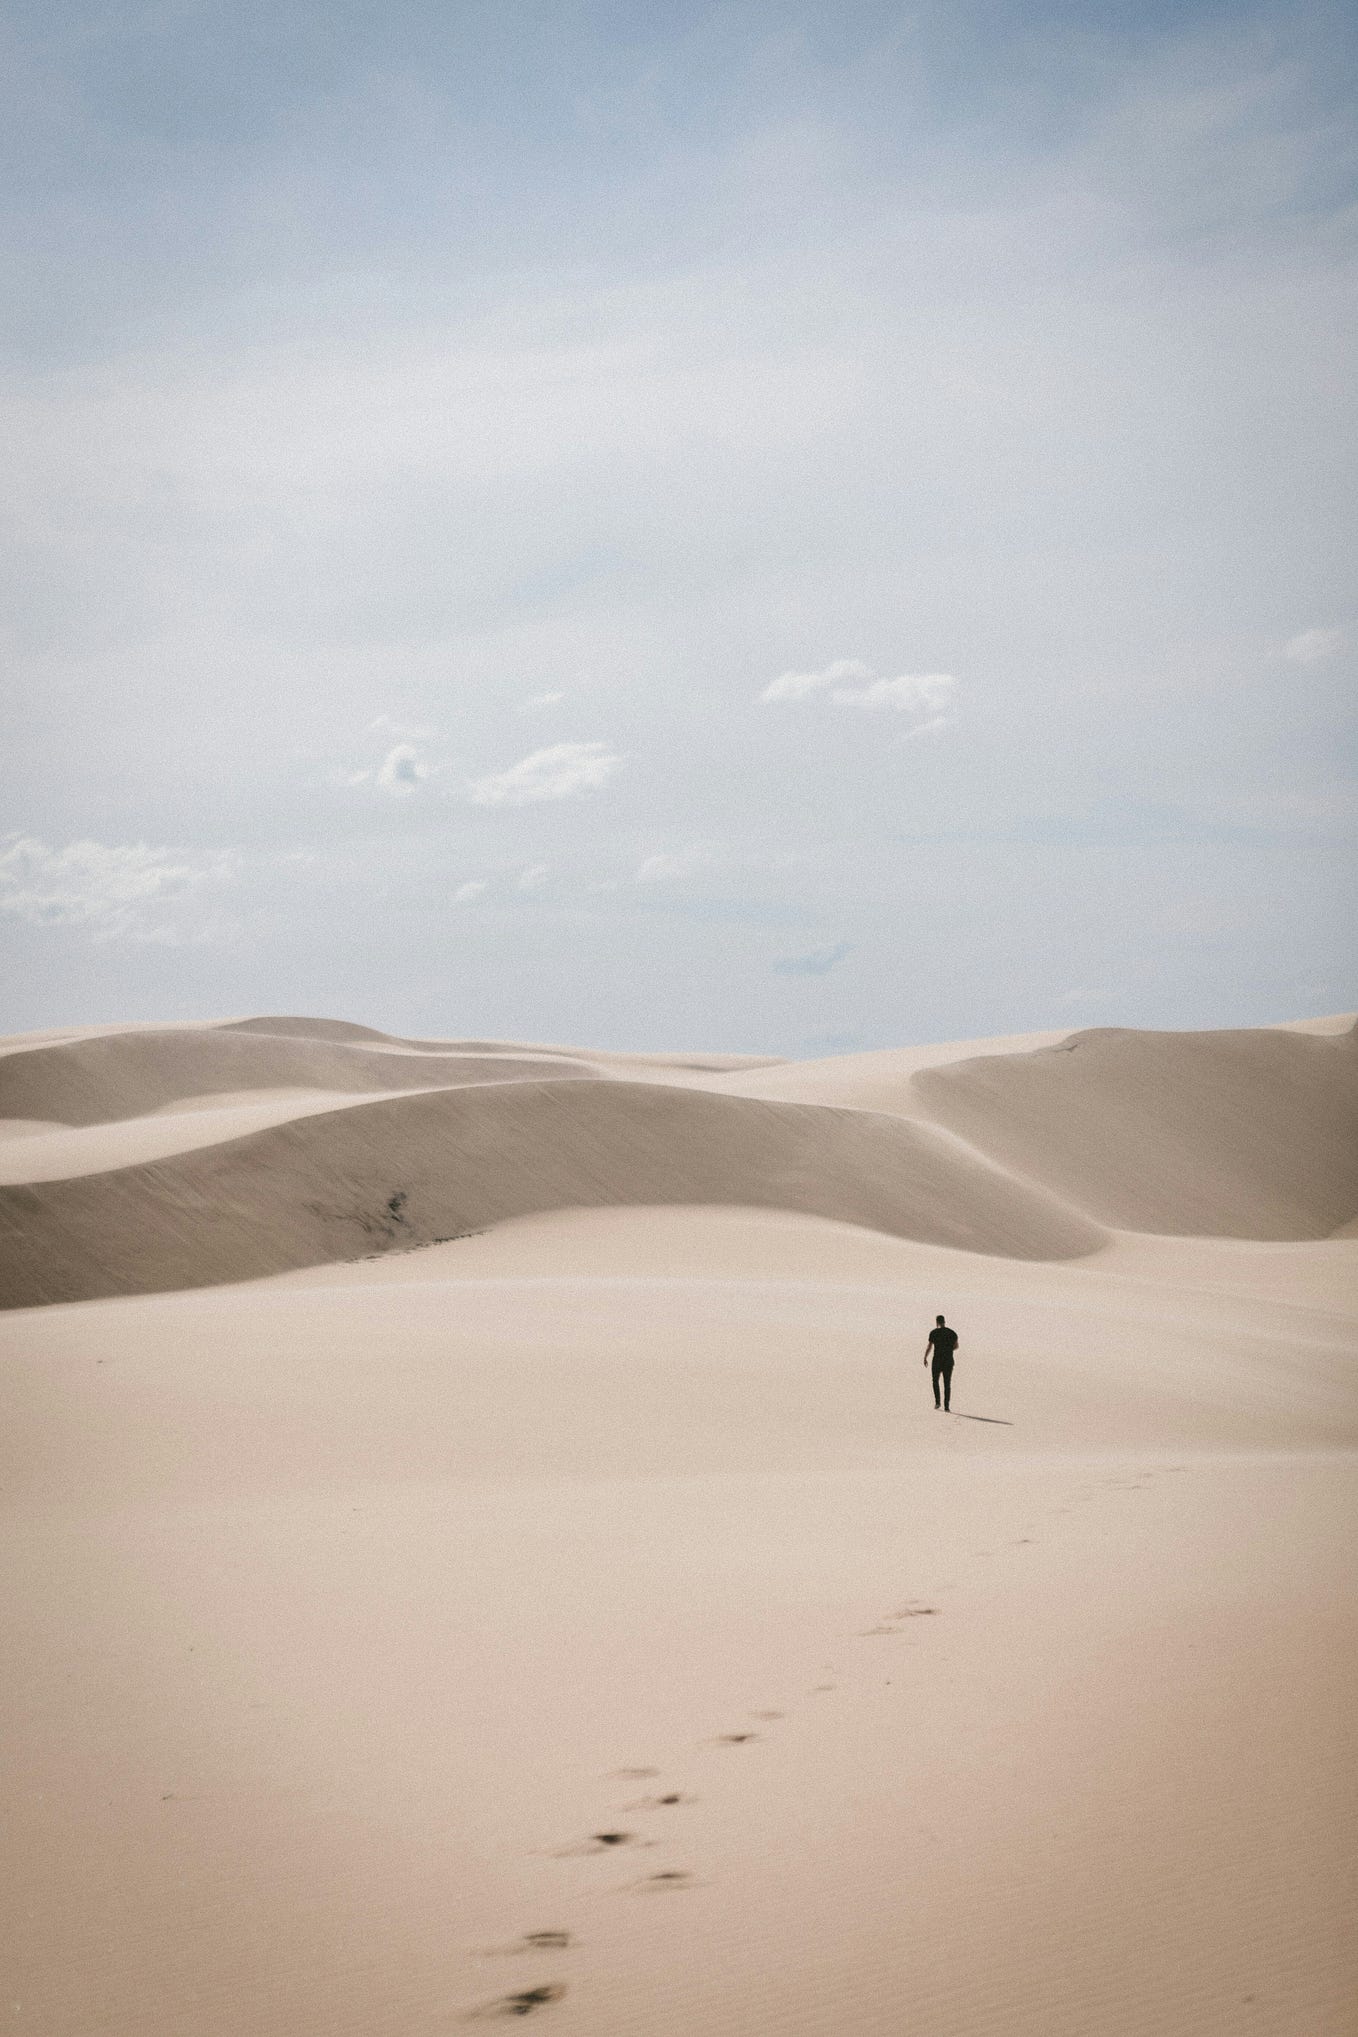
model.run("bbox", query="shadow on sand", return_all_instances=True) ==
[953,1412,1014,1426]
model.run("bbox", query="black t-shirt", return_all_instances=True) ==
[928,1325,958,1359]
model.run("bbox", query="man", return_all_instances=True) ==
[924,1314,959,1411]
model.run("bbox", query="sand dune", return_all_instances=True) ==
[914,1020,1358,1238]
[2,1012,1355,2035]
[2,1199,1354,2037]
[216,1013,465,1049]
[4,1014,1357,1305]
[707,1028,1071,1114]
[0,1088,421,1185]
[0,1023,605,1127]
[215,1013,780,1076]
[0,1077,1106,1308]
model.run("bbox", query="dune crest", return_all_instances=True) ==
[4,1011,1355,1309]
[0,1077,1106,1309]
[0,1025,604,1128]
[2,1010,1355,2037]
[913,1021,1358,1239]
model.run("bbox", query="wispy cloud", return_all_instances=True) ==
[760,658,873,702]
[772,940,853,977]
[517,862,550,890]
[517,691,566,713]
[453,879,488,903]
[336,720,442,791]
[759,661,956,726]
[1283,627,1348,665]
[0,834,238,943]
[376,742,428,792]
[467,742,623,807]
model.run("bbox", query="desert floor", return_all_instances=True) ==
[2,1014,1355,2035]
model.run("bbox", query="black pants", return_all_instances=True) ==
[932,1355,954,1409]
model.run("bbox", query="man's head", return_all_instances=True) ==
[936,1315,945,1326]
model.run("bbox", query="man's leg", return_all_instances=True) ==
[931,1355,943,1408]
[941,1359,953,1412]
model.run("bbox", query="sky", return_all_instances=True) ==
[2,0,1355,1052]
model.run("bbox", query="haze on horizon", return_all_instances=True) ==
[2,0,1355,1053]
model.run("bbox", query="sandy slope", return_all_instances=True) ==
[1,1014,1355,2036]
[914,1022,1358,1237]
[4,1015,1355,1306]
[702,1027,1073,1113]
[0,1089,427,1184]
[2,1204,1355,2037]
[0,1025,610,1126]
[0,1078,1108,1308]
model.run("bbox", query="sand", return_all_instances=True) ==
[1,1013,1355,2035]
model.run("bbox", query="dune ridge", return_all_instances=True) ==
[1,1011,1355,2037]
[0,1078,1107,1309]
[214,1013,780,1074]
[913,1021,1358,1239]
[0,1025,606,1128]
[2,1013,1356,1307]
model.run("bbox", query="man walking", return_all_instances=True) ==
[924,1315,959,1411]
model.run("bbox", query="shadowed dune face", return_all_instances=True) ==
[0,1079,1107,1309]
[914,1023,1358,1239]
[3,1012,1356,1309]
[0,1027,604,1128]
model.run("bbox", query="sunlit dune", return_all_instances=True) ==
[1,1013,1354,2036]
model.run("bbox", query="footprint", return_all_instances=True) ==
[631,1869,700,1893]
[610,1767,658,1780]
[464,1982,566,2019]
[624,1791,694,1811]
[480,1931,574,1957]
[709,1731,759,1746]
[552,1830,647,1857]
[893,1605,939,1619]
[858,1624,901,1638]
[750,1710,784,1720]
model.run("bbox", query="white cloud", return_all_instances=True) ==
[893,713,952,744]
[453,879,488,904]
[517,862,550,890]
[466,741,623,807]
[517,691,566,713]
[634,843,717,883]
[834,675,954,715]
[759,662,957,722]
[0,834,238,943]
[760,659,873,702]
[1283,627,1347,665]
[376,742,426,792]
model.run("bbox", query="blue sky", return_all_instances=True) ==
[2,0,1355,1049]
